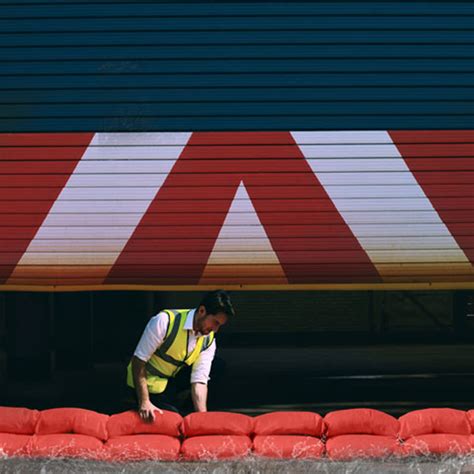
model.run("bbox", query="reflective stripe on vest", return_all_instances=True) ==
[127,308,215,394]
[154,310,186,367]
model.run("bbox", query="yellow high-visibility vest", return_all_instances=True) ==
[127,309,215,394]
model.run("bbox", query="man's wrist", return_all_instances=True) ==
[138,394,150,403]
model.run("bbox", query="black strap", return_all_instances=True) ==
[145,362,170,379]
[158,351,183,367]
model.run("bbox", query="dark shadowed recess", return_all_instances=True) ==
[0,290,472,416]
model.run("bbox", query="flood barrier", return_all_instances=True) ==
[0,407,473,461]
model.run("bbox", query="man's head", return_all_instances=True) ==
[193,289,235,336]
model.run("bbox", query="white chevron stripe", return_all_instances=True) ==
[9,132,191,281]
[291,131,394,144]
[291,130,471,276]
[200,182,288,284]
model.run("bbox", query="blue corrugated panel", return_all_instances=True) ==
[0,1,472,131]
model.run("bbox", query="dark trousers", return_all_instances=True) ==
[128,357,225,416]
[128,386,184,414]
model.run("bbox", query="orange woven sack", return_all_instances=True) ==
[182,412,253,437]
[325,408,399,437]
[0,407,39,435]
[399,408,470,439]
[254,412,324,437]
[36,408,109,441]
[107,410,182,438]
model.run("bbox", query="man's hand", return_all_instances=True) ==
[138,400,163,423]
[132,356,163,422]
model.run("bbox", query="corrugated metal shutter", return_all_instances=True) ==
[1,1,473,130]
[0,2,472,290]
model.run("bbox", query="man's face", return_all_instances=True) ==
[194,306,228,335]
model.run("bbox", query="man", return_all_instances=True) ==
[127,290,234,421]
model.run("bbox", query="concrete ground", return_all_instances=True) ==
[1,456,474,474]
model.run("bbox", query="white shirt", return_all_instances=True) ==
[134,308,216,385]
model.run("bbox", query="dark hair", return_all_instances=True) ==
[199,289,235,318]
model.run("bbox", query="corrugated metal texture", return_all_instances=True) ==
[0,2,472,289]
[0,1,473,131]
[0,131,472,289]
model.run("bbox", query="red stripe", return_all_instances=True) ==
[0,161,88,174]
[0,188,67,201]
[384,144,474,157]
[0,175,76,187]
[0,214,48,226]
[185,131,296,146]
[0,147,94,161]
[0,240,41,252]
[398,158,474,171]
[0,133,94,147]
[412,172,474,185]
[0,133,94,283]
[389,130,474,264]
[386,130,474,143]
[108,132,379,284]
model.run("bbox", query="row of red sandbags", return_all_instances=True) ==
[1,406,474,461]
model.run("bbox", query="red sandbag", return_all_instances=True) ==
[465,410,474,432]
[399,408,470,439]
[104,435,180,461]
[400,434,471,456]
[325,409,399,437]
[326,434,400,460]
[181,435,252,460]
[36,408,109,441]
[254,412,324,437]
[0,407,39,435]
[253,435,324,459]
[28,434,105,459]
[107,410,182,438]
[182,412,253,437]
[0,433,31,456]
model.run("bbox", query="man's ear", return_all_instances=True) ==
[197,305,207,318]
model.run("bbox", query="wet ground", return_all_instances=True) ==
[1,456,474,474]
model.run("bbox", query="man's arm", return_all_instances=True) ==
[191,382,208,412]
[131,356,163,422]
[131,313,169,421]
[190,339,216,412]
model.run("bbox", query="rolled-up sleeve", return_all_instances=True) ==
[190,339,216,385]
[133,312,169,362]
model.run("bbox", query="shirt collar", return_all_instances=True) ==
[184,308,196,331]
